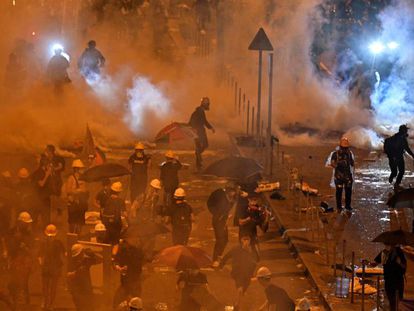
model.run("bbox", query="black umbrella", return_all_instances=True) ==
[80,163,130,182]
[387,188,414,209]
[203,156,263,182]
[372,229,414,246]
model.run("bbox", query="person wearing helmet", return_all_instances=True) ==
[128,142,151,202]
[112,237,144,308]
[329,137,355,212]
[64,159,89,234]
[189,97,215,171]
[7,211,35,306]
[116,296,143,311]
[384,125,414,191]
[219,235,257,310]
[166,188,194,245]
[295,297,311,311]
[46,47,70,92]
[93,222,108,244]
[78,40,106,80]
[256,266,295,311]
[41,144,65,197]
[38,224,65,311]
[101,182,127,245]
[67,244,102,311]
[160,150,182,210]
[31,157,55,229]
[207,187,237,266]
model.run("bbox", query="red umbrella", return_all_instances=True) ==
[153,245,212,270]
[154,122,197,144]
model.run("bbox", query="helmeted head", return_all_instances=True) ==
[95,222,106,232]
[174,187,186,199]
[256,266,272,286]
[44,224,57,237]
[399,124,409,135]
[339,137,350,148]
[135,142,145,151]
[72,159,85,171]
[111,181,123,193]
[150,179,162,190]
[71,243,84,257]
[88,40,96,48]
[18,168,30,179]
[295,298,311,311]
[18,211,33,224]
[129,297,143,311]
[165,150,176,160]
[200,97,210,110]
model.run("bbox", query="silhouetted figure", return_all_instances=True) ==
[46,48,70,92]
[78,40,105,80]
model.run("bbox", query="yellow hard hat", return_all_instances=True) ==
[150,179,162,190]
[44,224,57,237]
[339,137,350,148]
[72,159,85,168]
[174,187,186,198]
[111,181,123,192]
[18,168,30,179]
[129,297,143,309]
[135,142,145,150]
[295,298,311,311]
[94,223,106,232]
[71,243,84,257]
[165,150,176,159]
[18,211,33,223]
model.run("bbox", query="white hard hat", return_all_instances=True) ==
[256,266,272,279]
[111,181,123,192]
[295,298,311,311]
[129,297,143,310]
[95,223,106,232]
[18,211,33,223]
[71,243,84,257]
[174,187,186,198]
[165,150,176,159]
[72,159,85,168]
[18,168,30,179]
[135,142,145,150]
[150,179,161,190]
[44,224,57,237]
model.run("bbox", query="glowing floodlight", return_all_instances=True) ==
[369,41,385,54]
[50,43,70,61]
[387,41,399,50]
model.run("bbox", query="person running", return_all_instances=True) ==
[38,224,65,311]
[189,97,215,171]
[384,124,414,190]
[219,235,257,310]
[329,137,355,212]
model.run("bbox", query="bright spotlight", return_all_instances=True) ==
[369,41,385,54]
[387,41,399,50]
[50,43,70,62]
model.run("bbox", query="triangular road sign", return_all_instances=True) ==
[248,28,274,51]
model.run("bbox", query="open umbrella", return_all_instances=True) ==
[153,245,212,270]
[372,229,414,246]
[80,163,130,182]
[387,188,414,209]
[203,156,263,182]
[155,122,197,144]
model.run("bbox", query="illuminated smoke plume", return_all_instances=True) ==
[124,76,170,134]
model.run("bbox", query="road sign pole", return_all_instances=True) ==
[268,52,274,175]
[257,50,263,138]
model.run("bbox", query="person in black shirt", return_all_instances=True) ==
[207,187,237,266]
[128,142,151,201]
[256,266,295,311]
[220,235,256,309]
[101,182,126,245]
[31,157,53,228]
[385,125,414,190]
[41,144,65,197]
[95,178,111,218]
[374,244,407,311]
[189,97,215,171]
[38,224,65,311]
[78,40,105,79]
[330,137,355,212]
[160,150,182,209]
[167,188,193,245]
[112,237,144,308]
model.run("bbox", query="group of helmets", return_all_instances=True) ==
[17,211,58,236]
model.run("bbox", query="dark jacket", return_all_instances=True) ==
[160,160,182,192]
[189,106,212,134]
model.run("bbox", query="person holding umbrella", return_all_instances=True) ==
[207,186,237,267]
[373,230,410,311]
[167,188,194,245]
[101,182,127,245]
[128,142,151,201]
